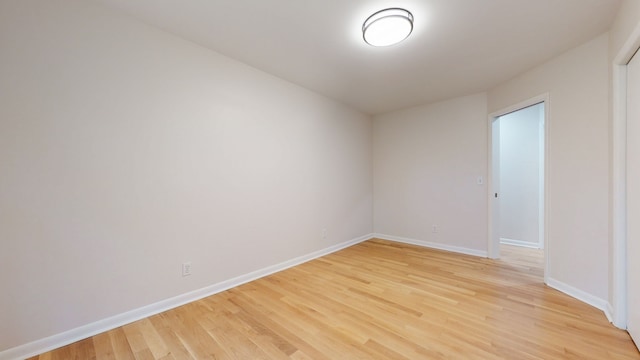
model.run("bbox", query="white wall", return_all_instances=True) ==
[0,0,372,353]
[488,34,610,302]
[498,104,543,248]
[609,0,640,58]
[608,0,640,314]
[373,93,488,255]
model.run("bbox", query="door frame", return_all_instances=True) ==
[611,23,640,330]
[487,94,549,284]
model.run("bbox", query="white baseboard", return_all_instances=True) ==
[546,277,609,315]
[373,233,487,257]
[605,302,615,324]
[0,233,374,360]
[500,238,542,249]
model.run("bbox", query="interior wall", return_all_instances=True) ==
[488,34,610,302]
[609,0,640,57]
[373,93,488,254]
[625,46,640,348]
[608,0,640,316]
[498,104,543,248]
[0,0,373,352]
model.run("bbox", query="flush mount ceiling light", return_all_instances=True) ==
[362,8,414,47]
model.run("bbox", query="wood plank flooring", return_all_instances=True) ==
[499,243,544,276]
[30,239,639,359]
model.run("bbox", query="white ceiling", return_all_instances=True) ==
[93,0,621,115]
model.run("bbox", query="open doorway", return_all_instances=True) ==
[488,95,548,283]
[497,103,544,250]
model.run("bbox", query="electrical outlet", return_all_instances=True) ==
[182,262,192,277]
[432,225,438,233]
[322,228,327,239]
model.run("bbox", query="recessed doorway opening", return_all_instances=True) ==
[488,95,549,283]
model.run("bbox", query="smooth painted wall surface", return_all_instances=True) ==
[488,34,610,301]
[609,0,640,58]
[0,0,372,351]
[498,104,543,247]
[373,93,488,252]
[608,0,640,308]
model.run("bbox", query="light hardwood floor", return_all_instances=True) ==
[30,239,639,359]
[499,243,544,277]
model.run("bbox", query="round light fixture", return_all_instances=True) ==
[363,8,414,47]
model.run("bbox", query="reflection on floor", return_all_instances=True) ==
[500,243,544,279]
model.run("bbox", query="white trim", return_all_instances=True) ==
[546,277,609,315]
[0,234,374,360]
[606,302,615,324]
[612,58,628,330]
[487,115,500,259]
[500,238,541,249]
[373,233,488,257]
[487,94,549,284]
[542,99,550,286]
[538,107,545,250]
[611,21,640,331]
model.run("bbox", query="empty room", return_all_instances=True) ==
[1,0,640,359]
